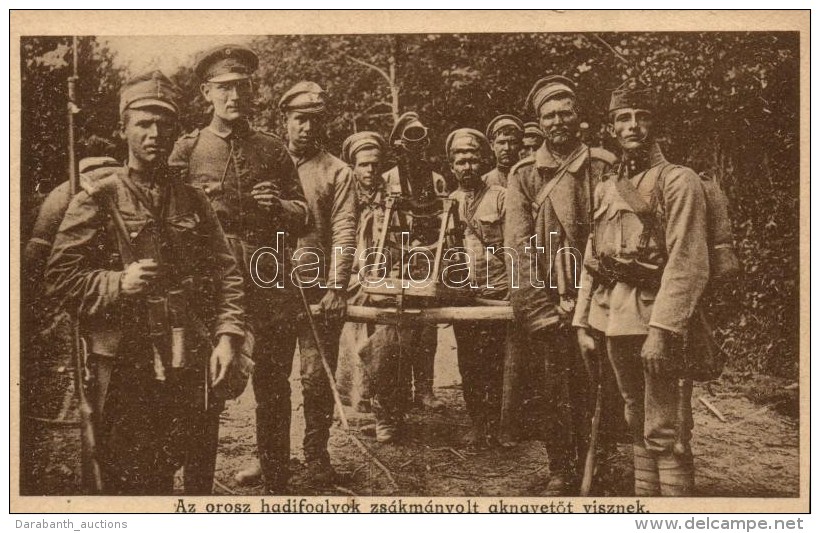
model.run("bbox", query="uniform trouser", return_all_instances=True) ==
[366,323,437,424]
[411,324,438,398]
[250,311,298,493]
[529,323,584,477]
[297,288,343,464]
[605,335,694,495]
[91,349,221,495]
[577,329,627,458]
[452,321,506,433]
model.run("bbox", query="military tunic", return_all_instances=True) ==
[290,146,357,464]
[573,144,708,463]
[46,167,245,494]
[482,167,510,189]
[450,182,508,299]
[504,141,615,475]
[169,123,309,282]
[169,121,309,492]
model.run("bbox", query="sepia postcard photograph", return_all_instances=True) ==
[9,9,810,516]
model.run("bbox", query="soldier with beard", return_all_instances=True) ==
[505,75,616,494]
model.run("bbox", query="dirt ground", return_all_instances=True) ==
[22,325,800,498]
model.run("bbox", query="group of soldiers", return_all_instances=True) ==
[27,42,715,498]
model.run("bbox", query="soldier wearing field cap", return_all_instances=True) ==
[505,74,617,494]
[47,71,246,494]
[335,131,388,413]
[343,131,388,216]
[483,114,524,188]
[279,81,357,486]
[446,128,509,447]
[520,121,545,160]
[574,83,709,496]
[169,44,310,494]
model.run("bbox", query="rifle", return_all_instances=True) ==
[67,36,103,494]
[580,148,601,497]
[580,352,603,496]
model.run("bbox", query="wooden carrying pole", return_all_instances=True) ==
[311,304,515,325]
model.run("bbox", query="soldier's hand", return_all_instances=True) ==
[641,327,680,377]
[557,296,576,320]
[576,327,597,377]
[251,181,281,210]
[120,259,159,295]
[210,334,238,389]
[318,288,347,323]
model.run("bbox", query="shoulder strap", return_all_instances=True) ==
[459,187,500,250]
[637,163,675,257]
[83,174,137,264]
[613,171,653,215]
[532,148,587,215]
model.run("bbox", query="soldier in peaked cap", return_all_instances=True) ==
[169,45,311,494]
[504,74,617,495]
[574,83,710,497]
[446,128,510,448]
[47,71,246,494]
[277,80,357,487]
[520,121,545,160]
[483,114,524,188]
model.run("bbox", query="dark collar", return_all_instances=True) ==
[621,142,667,176]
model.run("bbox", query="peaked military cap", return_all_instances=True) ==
[445,128,490,158]
[523,121,544,139]
[485,114,524,141]
[119,70,179,116]
[278,81,328,114]
[341,131,386,164]
[526,74,576,115]
[609,81,656,113]
[194,44,259,83]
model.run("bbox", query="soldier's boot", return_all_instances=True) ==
[633,445,660,496]
[254,404,290,494]
[372,396,402,444]
[463,417,487,449]
[302,385,336,487]
[414,330,443,411]
[304,455,339,488]
[234,462,263,486]
[543,448,576,496]
[657,452,695,497]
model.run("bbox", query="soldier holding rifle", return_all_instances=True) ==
[46,71,246,495]
[505,75,616,495]
[574,84,709,496]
